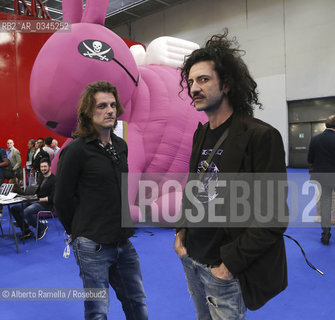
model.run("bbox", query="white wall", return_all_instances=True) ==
[111,0,335,162]
[255,74,288,162]
[284,0,335,100]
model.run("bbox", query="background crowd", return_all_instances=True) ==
[0,136,61,216]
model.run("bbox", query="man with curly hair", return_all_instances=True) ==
[174,30,288,319]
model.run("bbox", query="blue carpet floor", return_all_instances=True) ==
[0,169,334,319]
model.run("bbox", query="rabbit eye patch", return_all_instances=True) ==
[78,39,139,85]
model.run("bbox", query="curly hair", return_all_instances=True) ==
[180,29,262,116]
[72,81,124,139]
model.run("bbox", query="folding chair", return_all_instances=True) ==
[35,211,60,241]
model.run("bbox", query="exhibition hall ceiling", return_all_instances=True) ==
[0,0,187,28]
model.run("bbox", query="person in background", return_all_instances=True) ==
[26,139,36,185]
[34,140,40,150]
[26,139,36,169]
[51,139,60,156]
[11,157,55,240]
[6,139,22,183]
[26,139,36,184]
[32,138,49,180]
[0,146,9,216]
[55,81,148,320]
[308,114,335,245]
[0,146,8,182]
[43,136,55,161]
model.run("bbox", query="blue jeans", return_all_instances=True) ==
[11,202,44,229]
[181,255,246,320]
[72,237,148,320]
[320,184,335,234]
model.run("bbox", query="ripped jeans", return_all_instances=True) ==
[181,255,246,320]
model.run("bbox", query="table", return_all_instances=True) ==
[0,197,27,253]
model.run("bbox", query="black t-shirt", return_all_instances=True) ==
[186,115,232,265]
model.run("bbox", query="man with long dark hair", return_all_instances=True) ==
[175,30,288,319]
[55,81,148,320]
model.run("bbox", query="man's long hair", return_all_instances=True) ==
[72,81,124,138]
[180,29,262,116]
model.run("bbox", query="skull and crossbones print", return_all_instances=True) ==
[83,41,111,61]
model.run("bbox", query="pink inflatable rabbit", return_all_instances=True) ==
[30,0,206,221]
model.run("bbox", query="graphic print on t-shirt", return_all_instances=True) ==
[194,115,232,204]
[195,148,223,203]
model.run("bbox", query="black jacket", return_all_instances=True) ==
[32,148,50,171]
[184,114,288,310]
[308,129,335,187]
[308,129,335,172]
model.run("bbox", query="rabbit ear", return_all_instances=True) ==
[81,0,110,25]
[62,0,83,24]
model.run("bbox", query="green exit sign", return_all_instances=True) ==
[299,133,304,139]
